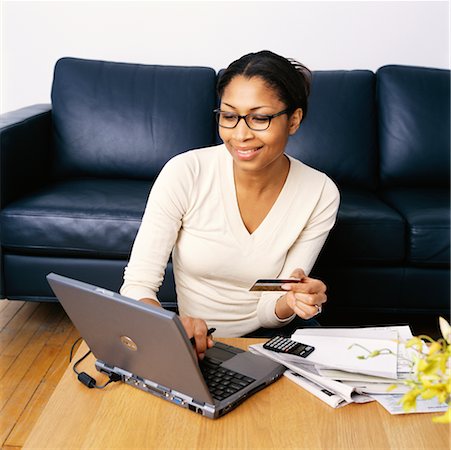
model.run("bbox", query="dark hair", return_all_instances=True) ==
[217,50,312,119]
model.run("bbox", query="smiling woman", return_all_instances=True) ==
[218,76,297,167]
[216,74,302,235]
[120,50,340,353]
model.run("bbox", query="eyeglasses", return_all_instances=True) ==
[214,108,289,131]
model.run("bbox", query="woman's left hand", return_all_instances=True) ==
[279,268,327,320]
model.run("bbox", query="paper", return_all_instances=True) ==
[315,368,410,394]
[315,368,399,383]
[290,332,398,378]
[345,381,409,395]
[293,325,416,374]
[249,324,441,415]
[370,394,449,415]
[292,325,411,339]
[249,344,362,403]
[283,370,350,408]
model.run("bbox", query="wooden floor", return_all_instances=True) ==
[0,299,80,450]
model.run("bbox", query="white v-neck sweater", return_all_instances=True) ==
[121,144,340,337]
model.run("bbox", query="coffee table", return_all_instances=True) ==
[23,338,449,449]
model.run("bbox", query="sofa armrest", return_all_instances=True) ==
[1,104,53,208]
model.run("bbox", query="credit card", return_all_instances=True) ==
[249,279,302,291]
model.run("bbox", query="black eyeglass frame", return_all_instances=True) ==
[213,108,290,131]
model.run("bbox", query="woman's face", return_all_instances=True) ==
[219,75,302,175]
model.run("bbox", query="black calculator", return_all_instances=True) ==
[263,336,315,358]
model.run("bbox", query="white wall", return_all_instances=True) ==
[1,0,449,113]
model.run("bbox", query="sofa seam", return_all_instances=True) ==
[1,213,142,222]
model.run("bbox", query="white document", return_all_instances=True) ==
[249,325,425,410]
[345,381,409,395]
[249,343,362,403]
[283,370,349,408]
[290,332,398,378]
[370,394,449,415]
[293,325,415,374]
[315,367,399,382]
[314,368,412,394]
[292,325,410,339]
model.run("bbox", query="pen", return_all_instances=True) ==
[190,327,216,345]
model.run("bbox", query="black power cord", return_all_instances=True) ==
[70,337,121,389]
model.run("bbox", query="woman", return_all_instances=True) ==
[121,50,340,358]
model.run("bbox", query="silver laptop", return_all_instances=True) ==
[47,273,285,419]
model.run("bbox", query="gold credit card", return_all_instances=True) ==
[249,279,302,291]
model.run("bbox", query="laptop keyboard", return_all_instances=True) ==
[200,357,255,401]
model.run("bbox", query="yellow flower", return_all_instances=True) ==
[417,358,440,376]
[433,408,451,423]
[406,337,424,352]
[438,352,450,374]
[353,317,451,423]
[437,389,450,404]
[428,341,442,355]
[439,317,451,344]
[401,388,422,411]
[421,387,445,401]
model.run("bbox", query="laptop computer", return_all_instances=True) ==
[47,273,285,419]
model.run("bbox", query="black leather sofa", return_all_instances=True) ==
[1,57,449,325]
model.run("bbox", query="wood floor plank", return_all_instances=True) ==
[0,298,12,313]
[0,300,81,450]
[0,343,62,445]
[0,310,77,447]
[5,326,80,448]
[0,302,40,353]
[0,305,64,409]
[0,304,58,380]
[0,303,56,357]
[0,301,25,330]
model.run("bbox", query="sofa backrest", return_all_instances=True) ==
[285,70,378,190]
[377,65,450,188]
[51,57,217,180]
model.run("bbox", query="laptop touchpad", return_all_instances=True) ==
[206,346,236,362]
[222,352,281,378]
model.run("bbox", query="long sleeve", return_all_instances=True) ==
[120,154,193,302]
[256,176,340,328]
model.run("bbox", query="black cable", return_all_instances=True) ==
[70,338,121,389]
[69,336,83,362]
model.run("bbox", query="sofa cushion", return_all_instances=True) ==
[377,65,450,188]
[313,266,450,315]
[381,188,450,266]
[3,254,177,308]
[318,187,405,264]
[286,70,377,190]
[1,179,151,257]
[51,58,217,180]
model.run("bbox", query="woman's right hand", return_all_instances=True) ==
[180,316,214,360]
[139,298,214,360]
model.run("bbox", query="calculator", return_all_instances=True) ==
[263,336,315,358]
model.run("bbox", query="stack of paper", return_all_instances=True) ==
[248,325,448,415]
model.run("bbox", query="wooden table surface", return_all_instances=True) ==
[23,338,450,449]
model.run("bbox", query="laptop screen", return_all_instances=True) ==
[47,273,213,403]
